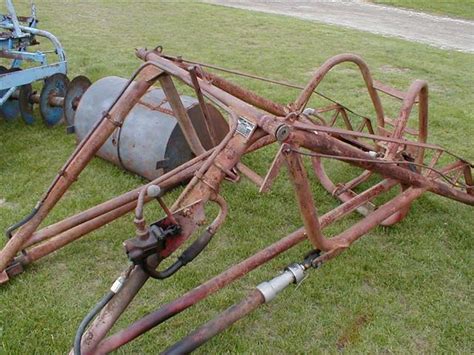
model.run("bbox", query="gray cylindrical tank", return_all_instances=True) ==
[75,76,228,180]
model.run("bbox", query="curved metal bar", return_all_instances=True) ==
[315,186,428,265]
[291,129,474,206]
[309,79,429,226]
[380,80,428,225]
[386,79,428,166]
[311,157,378,217]
[208,194,228,234]
[294,53,385,130]
[1,23,66,63]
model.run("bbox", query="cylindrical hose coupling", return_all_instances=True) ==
[256,263,305,302]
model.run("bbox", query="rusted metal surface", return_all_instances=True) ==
[159,52,288,117]
[0,46,472,353]
[162,289,265,354]
[373,79,419,103]
[294,53,385,130]
[158,74,206,156]
[188,65,220,147]
[235,162,264,187]
[93,178,400,353]
[80,265,151,355]
[283,144,337,251]
[25,150,212,250]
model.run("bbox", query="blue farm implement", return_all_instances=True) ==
[0,0,90,127]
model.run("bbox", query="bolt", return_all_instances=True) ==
[275,125,290,142]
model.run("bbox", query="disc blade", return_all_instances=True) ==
[64,75,92,129]
[0,67,21,121]
[39,73,69,127]
[19,84,35,125]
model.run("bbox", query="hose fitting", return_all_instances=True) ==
[256,263,305,302]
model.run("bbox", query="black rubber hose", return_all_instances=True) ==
[142,228,214,280]
[5,204,41,240]
[73,291,115,355]
[142,259,183,280]
[178,229,213,266]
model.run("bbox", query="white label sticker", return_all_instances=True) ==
[236,116,256,139]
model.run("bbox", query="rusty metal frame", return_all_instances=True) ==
[0,48,472,353]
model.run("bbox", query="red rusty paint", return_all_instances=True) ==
[0,48,471,353]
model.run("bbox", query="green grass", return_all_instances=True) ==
[1,0,473,354]
[372,0,474,20]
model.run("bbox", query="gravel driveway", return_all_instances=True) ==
[203,0,474,53]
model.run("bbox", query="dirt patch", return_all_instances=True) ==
[336,314,371,350]
[361,280,377,294]
[414,337,430,352]
[0,198,19,210]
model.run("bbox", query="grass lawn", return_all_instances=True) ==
[1,0,473,354]
[372,0,474,20]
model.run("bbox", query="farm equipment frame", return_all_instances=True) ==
[0,46,472,353]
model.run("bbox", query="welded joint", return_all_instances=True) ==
[256,263,305,303]
[103,111,122,127]
[146,71,167,84]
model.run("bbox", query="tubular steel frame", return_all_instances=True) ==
[0,48,472,353]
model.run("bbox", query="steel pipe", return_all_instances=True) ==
[162,289,265,354]
[93,178,398,353]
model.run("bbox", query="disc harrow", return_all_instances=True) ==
[0,0,90,127]
[0,46,472,354]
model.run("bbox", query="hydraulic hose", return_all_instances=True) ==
[73,268,131,355]
[142,195,228,280]
[143,228,214,280]
[5,203,42,240]
[73,291,115,355]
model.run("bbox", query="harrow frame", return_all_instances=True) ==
[0,1,67,104]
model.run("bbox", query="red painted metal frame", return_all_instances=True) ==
[0,48,472,353]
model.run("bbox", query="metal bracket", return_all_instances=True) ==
[0,258,24,284]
